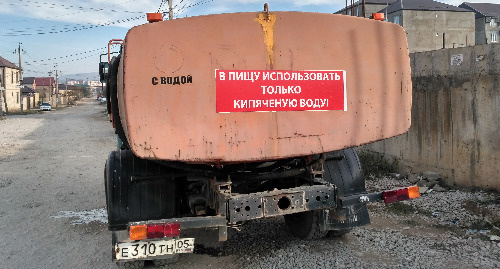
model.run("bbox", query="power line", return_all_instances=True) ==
[174,0,213,17]
[157,0,167,13]
[0,0,144,14]
[1,14,145,36]
[30,47,107,63]
[0,0,138,23]
[173,0,187,9]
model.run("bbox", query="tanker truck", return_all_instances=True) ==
[100,6,419,267]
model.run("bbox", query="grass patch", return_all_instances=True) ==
[357,150,399,179]
[462,200,493,217]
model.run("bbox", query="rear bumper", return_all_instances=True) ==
[124,184,385,241]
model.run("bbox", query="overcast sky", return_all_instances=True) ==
[0,0,495,77]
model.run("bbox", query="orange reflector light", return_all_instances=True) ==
[408,186,420,199]
[147,13,163,23]
[164,223,181,237]
[130,225,147,241]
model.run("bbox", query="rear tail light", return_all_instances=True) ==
[164,223,181,237]
[130,222,181,241]
[147,224,165,239]
[383,186,419,204]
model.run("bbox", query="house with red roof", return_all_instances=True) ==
[22,76,55,104]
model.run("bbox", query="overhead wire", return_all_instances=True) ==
[3,0,211,75]
[0,0,138,23]
[1,14,145,36]
[157,0,167,13]
[0,0,156,36]
[30,47,107,63]
[174,0,213,17]
[0,0,144,14]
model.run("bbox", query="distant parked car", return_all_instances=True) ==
[40,103,52,111]
[98,97,106,104]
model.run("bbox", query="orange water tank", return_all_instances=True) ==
[117,12,411,163]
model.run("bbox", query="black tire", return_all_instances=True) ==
[324,148,365,196]
[284,210,328,239]
[323,148,370,234]
[285,148,367,239]
[108,55,130,149]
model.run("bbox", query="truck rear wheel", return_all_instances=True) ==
[285,148,366,239]
[284,210,328,239]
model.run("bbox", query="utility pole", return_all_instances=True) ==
[169,0,173,20]
[55,69,59,109]
[48,71,53,103]
[18,42,22,82]
[2,67,8,114]
[66,78,68,105]
[0,85,3,116]
[0,66,3,115]
[15,42,23,113]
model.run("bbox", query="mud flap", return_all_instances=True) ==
[319,203,370,230]
[105,150,179,231]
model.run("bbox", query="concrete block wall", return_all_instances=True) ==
[363,44,500,191]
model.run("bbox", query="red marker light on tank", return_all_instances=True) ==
[147,13,163,23]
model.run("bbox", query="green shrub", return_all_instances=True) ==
[357,150,399,178]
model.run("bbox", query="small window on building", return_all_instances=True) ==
[491,32,498,43]
[11,71,14,84]
[393,16,400,25]
[490,18,497,27]
[17,92,19,103]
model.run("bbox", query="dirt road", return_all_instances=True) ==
[0,100,115,268]
[1,100,499,269]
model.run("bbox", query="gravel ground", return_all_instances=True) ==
[0,99,499,269]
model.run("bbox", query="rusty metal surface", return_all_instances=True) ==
[118,12,412,163]
[227,185,337,224]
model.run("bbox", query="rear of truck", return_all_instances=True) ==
[101,9,418,267]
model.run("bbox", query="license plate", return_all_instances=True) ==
[115,238,194,260]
